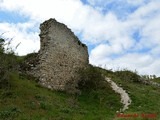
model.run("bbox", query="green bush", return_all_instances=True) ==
[152,77,160,84]
[78,65,105,91]
[0,38,19,88]
[115,69,140,82]
[19,53,38,70]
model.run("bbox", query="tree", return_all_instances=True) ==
[0,38,5,53]
[0,38,18,88]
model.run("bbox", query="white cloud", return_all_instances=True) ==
[0,0,160,76]
[87,0,146,6]
[126,0,146,5]
[90,53,160,76]
[0,22,39,55]
[88,0,160,76]
[0,0,133,44]
[0,0,87,23]
[130,0,160,18]
[90,43,123,60]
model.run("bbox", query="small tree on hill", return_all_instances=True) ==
[0,38,18,88]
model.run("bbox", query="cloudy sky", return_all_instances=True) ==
[0,0,160,76]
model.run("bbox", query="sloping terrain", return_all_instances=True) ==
[0,48,160,120]
[0,67,160,120]
[0,73,122,120]
[101,68,160,120]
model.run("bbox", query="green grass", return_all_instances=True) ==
[1,66,160,120]
[0,47,160,120]
[152,77,160,84]
[114,80,160,120]
[0,73,122,120]
[0,69,160,120]
[100,68,160,120]
[0,43,122,120]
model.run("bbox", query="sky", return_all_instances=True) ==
[0,0,160,76]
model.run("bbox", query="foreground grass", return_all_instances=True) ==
[0,73,122,120]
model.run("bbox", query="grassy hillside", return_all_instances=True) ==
[100,68,160,120]
[0,39,160,120]
[0,67,160,120]
[0,72,122,120]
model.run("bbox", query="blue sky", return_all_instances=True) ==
[0,0,160,76]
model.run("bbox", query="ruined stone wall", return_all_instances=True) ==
[34,18,89,91]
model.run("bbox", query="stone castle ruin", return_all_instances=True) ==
[30,18,89,92]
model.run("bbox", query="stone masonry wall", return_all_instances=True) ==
[34,18,89,91]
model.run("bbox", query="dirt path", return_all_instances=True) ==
[105,77,131,112]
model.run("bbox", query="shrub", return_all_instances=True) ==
[0,38,5,53]
[78,65,105,91]
[19,53,38,71]
[0,38,19,88]
[115,69,140,82]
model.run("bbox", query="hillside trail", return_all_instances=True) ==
[105,77,131,112]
